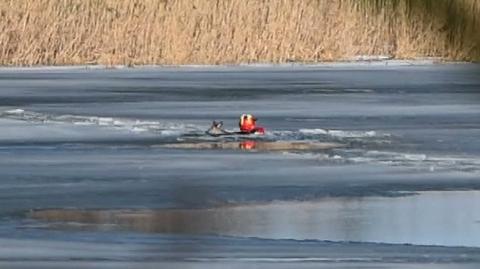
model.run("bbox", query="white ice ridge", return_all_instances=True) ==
[0,108,204,135]
[283,148,480,173]
[185,257,383,262]
[345,150,480,173]
[299,128,381,138]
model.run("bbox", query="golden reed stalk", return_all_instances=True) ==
[0,0,479,66]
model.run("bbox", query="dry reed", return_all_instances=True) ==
[0,0,479,66]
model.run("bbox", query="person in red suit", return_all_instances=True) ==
[239,114,265,134]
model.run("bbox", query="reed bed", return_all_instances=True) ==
[0,0,479,66]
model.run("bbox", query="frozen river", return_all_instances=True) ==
[0,63,479,268]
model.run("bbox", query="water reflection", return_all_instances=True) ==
[30,191,480,247]
[162,140,343,151]
[239,140,257,150]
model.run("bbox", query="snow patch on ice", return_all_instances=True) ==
[299,128,329,135]
[4,109,25,115]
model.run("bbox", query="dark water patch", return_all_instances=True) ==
[1,230,480,268]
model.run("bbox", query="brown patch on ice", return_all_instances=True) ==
[30,207,254,234]
[28,200,346,236]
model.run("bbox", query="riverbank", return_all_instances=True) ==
[1,0,479,66]
[0,59,469,71]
